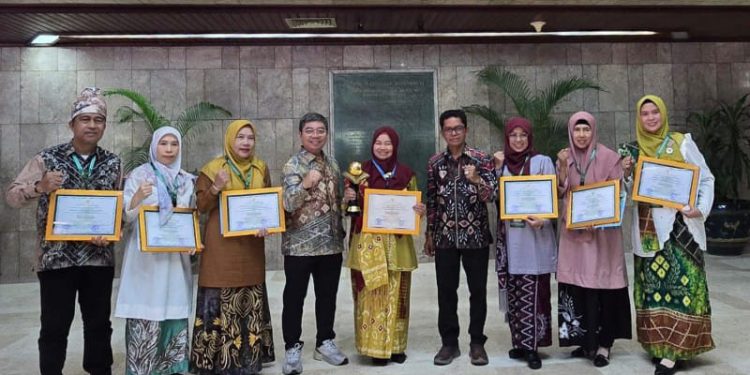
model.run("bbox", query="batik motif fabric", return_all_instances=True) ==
[634,214,714,360]
[507,273,552,350]
[125,318,188,375]
[189,285,275,374]
[558,283,632,350]
[351,270,411,359]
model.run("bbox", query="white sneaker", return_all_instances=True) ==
[313,339,349,366]
[282,342,303,375]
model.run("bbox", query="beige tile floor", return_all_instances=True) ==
[1,250,748,375]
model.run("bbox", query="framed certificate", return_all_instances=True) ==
[45,189,123,241]
[499,175,559,220]
[138,206,202,252]
[632,156,699,209]
[362,188,421,235]
[219,187,286,237]
[566,180,621,229]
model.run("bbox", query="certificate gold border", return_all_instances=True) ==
[44,189,123,242]
[566,179,621,229]
[362,188,421,236]
[499,175,559,220]
[632,156,699,210]
[138,205,202,253]
[220,187,286,237]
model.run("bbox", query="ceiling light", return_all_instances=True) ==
[285,17,337,29]
[30,34,59,46]
[58,30,658,42]
[530,21,546,33]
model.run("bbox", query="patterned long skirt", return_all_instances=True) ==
[125,318,189,375]
[189,284,275,374]
[351,270,411,359]
[634,241,715,360]
[558,283,632,351]
[507,273,552,350]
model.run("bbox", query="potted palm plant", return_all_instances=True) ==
[463,67,602,159]
[688,93,750,255]
[103,88,232,173]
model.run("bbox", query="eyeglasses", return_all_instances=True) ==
[442,125,466,135]
[303,128,327,135]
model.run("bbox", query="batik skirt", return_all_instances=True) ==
[634,210,715,360]
[558,283,632,351]
[351,270,411,359]
[189,284,275,374]
[125,318,189,375]
[507,273,552,350]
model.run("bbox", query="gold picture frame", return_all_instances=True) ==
[499,175,559,220]
[138,205,202,253]
[632,156,699,210]
[566,179,621,229]
[45,189,123,241]
[219,187,286,237]
[362,188,421,236]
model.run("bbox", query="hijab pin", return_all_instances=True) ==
[666,147,674,154]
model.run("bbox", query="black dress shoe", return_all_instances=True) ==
[652,357,663,364]
[469,343,489,366]
[593,353,610,367]
[526,350,542,370]
[570,346,589,358]
[433,345,460,366]
[508,348,526,359]
[654,363,678,375]
[390,353,407,363]
[372,357,389,366]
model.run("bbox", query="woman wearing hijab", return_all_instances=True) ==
[555,112,632,368]
[493,117,557,370]
[622,96,715,375]
[189,120,275,374]
[345,126,425,366]
[116,126,195,375]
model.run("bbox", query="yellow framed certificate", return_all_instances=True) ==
[499,175,559,220]
[219,187,286,237]
[45,189,123,241]
[632,156,699,209]
[362,188,421,235]
[566,180,621,229]
[138,206,202,253]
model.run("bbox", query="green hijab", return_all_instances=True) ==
[635,94,685,162]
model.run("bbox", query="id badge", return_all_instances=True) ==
[510,219,526,228]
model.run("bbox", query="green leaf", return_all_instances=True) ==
[173,102,232,144]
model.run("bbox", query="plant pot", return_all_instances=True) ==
[705,200,750,255]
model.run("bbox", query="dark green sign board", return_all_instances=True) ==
[331,71,437,191]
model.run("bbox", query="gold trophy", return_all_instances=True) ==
[343,161,370,216]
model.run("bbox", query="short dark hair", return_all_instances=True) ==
[439,109,467,129]
[298,112,329,132]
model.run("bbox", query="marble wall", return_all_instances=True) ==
[2,42,750,283]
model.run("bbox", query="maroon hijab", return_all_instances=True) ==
[503,117,538,176]
[361,126,414,190]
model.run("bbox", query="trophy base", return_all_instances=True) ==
[346,206,361,216]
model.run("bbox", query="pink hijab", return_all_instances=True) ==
[566,111,622,186]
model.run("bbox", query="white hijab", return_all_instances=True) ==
[149,126,185,225]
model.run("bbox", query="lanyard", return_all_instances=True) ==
[72,154,96,180]
[150,162,179,204]
[573,146,597,185]
[226,156,253,189]
[506,155,530,176]
[372,159,397,186]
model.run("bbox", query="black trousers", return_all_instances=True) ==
[435,246,489,347]
[282,253,343,349]
[37,266,114,375]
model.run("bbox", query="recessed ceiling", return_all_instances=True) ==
[1,3,749,46]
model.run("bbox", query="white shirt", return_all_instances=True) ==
[626,134,715,257]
